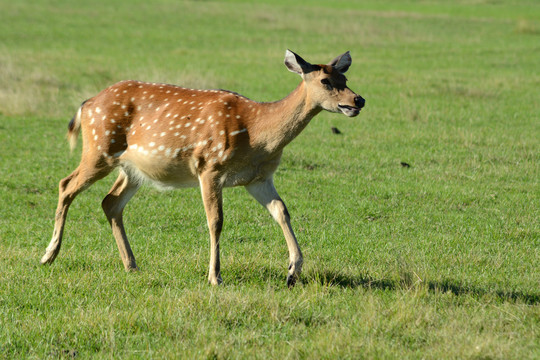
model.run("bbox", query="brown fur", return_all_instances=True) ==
[41,51,364,286]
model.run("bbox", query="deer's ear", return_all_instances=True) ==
[284,50,313,75]
[328,51,351,73]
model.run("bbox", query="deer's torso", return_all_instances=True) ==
[81,80,284,189]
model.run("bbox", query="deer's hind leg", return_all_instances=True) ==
[101,170,140,271]
[41,155,114,265]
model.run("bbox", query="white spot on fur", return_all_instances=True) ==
[230,128,247,136]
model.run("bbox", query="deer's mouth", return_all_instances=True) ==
[338,104,360,117]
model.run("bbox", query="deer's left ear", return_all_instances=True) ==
[328,51,352,73]
[284,50,313,75]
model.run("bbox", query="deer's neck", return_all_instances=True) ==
[252,81,322,153]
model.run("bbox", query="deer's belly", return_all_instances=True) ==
[119,152,199,190]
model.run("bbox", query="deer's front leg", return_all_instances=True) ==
[199,172,224,285]
[245,178,303,287]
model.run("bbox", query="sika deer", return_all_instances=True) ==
[41,50,365,286]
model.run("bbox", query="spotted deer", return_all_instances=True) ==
[41,50,365,286]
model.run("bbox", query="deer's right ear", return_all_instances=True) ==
[284,50,312,75]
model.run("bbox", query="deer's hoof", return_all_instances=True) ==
[286,274,298,288]
[208,275,223,286]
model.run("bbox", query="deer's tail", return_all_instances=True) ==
[67,100,87,152]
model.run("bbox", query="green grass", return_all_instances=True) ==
[1,0,539,358]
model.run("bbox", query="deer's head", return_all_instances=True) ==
[284,50,365,117]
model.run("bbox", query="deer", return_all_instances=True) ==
[40,50,365,287]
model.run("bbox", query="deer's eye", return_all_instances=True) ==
[320,78,332,90]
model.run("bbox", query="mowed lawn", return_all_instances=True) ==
[0,0,538,358]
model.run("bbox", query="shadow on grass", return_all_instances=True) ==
[307,269,540,305]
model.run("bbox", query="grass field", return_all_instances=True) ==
[1,0,539,358]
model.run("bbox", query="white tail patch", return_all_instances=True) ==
[67,105,83,152]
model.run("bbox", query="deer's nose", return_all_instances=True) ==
[355,96,365,109]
